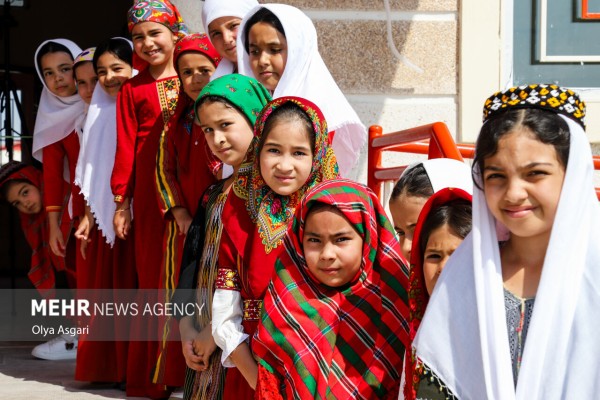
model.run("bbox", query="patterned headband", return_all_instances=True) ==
[483,84,586,129]
[74,47,95,66]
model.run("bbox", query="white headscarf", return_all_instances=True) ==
[413,115,600,399]
[32,38,85,162]
[74,38,135,246]
[201,0,258,80]
[237,4,367,177]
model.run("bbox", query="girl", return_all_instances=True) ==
[110,1,188,397]
[253,179,411,399]
[156,33,221,244]
[389,158,472,262]
[402,188,472,400]
[177,73,272,400]
[30,38,85,360]
[32,38,84,260]
[201,0,258,79]
[211,96,339,399]
[0,161,71,294]
[413,84,597,399]
[73,47,97,106]
[238,4,366,177]
[73,37,136,385]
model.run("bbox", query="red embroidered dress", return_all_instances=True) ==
[110,67,182,397]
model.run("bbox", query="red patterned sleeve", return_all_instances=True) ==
[255,364,284,400]
[111,81,137,203]
[42,141,67,213]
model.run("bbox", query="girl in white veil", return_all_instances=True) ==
[237,4,367,178]
[411,84,600,399]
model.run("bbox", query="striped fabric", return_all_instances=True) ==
[253,179,410,399]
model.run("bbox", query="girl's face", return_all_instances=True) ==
[248,22,288,91]
[303,207,363,288]
[74,62,98,105]
[208,16,242,63]
[197,101,254,170]
[131,21,178,66]
[6,181,42,214]
[422,224,463,295]
[41,51,77,97]
[259,119,313,196]
[96,52,133,98]
[389,194,428,261]
[483,128,565,242]
[177,52,216,100]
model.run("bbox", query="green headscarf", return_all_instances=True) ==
[195,74,272,127]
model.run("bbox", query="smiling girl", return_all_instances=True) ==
[110,1,189,397]
[237,4,366,177]
[211,97,339,399]
[413,84,598,399]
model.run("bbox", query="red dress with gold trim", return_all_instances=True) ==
[111,69,184,398]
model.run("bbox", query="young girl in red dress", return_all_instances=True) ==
[211,96,339,399]
[0,161,71,294]
[31,38,86,359]
[73,38,136,385]
[110,1,188,397]
[155,32,221,273]
[253,179,410,399]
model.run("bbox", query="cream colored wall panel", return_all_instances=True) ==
[265,0,457,12]
[315,20,456,95]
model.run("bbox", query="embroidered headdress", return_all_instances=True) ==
[127,0,189,38]
[232,96,339,253]
[483,83,586,129]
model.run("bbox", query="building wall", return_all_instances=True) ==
[174,0,460,182]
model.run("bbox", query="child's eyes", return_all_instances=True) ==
[395,228,405,237]
[306,237,320,243]
[267,148,280,154]
[527,170,549,177]
[202,127,213,134]
[249,49,259,56]
[335,236,351,243]
[425,253,442,261]
[210,31,222,39]
[484,173,504,181]
[180,69,191,76]
[293,151,308,157]
[61,67,72,73]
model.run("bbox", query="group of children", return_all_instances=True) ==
[1,0,598,398]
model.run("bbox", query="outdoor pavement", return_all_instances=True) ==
[0,342,181,400]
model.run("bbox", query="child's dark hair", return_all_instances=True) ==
[258,101,314,155]
[92,38,133,73]
[195,95,252,127]
[390,164,433,202]
[243,7,286,54]
[0,178,28,201]
[418,199,472,258]
[473,108,570,189]
[36,41,73,70]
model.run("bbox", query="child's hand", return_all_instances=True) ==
[171,206,192,236]
[48,212,66,257]
[75,207,94,259]
[179,317,204,371]
[192,324,217,369]
[113,207,131,240]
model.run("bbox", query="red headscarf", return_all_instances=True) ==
[0,162,72,294]
[253,179,410,399]
[168,33,222,175]
[404,187,472,400]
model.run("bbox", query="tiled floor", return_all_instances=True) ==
[0,342,155,399]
